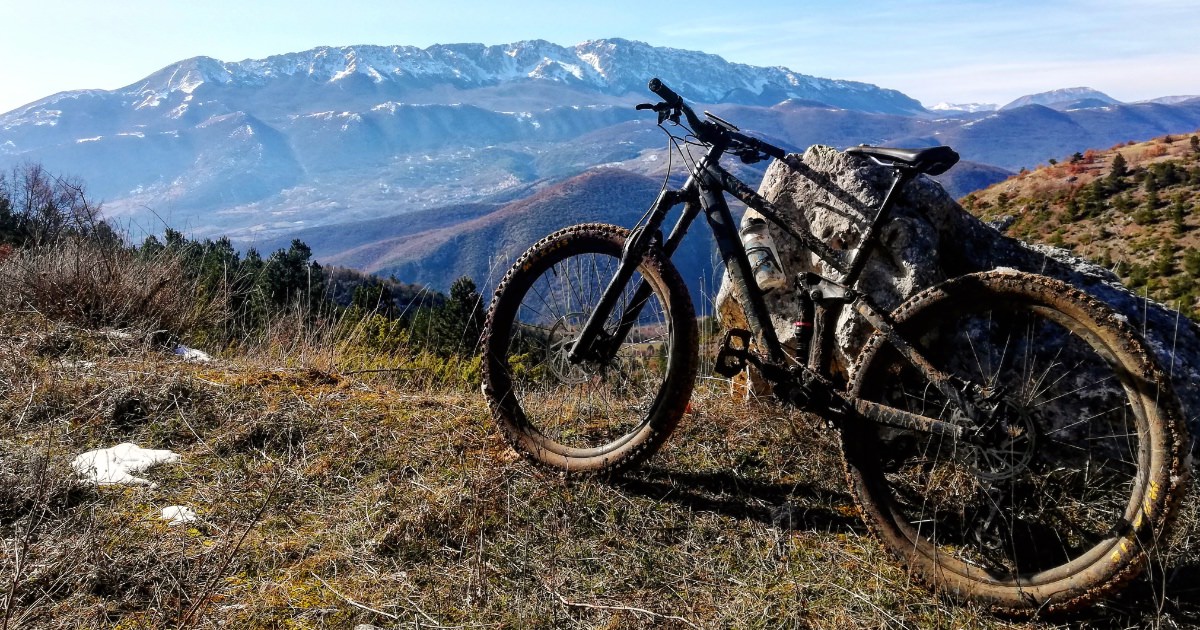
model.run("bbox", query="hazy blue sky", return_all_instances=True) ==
[2,0,1197,113]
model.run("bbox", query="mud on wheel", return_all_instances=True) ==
[481,223,698,476]
[845,270,1189,614]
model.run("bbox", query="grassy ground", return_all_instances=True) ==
[2,309,1199,629]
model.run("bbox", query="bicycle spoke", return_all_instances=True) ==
[497,239,676,451]
[856,289,1156,583]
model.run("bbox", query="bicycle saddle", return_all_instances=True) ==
[845,145,960,176]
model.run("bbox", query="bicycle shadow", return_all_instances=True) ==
[616,466,864,534]
[618,466,1200,627]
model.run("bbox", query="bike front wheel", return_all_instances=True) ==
[845,270,1188,614]
[482,223,697,475]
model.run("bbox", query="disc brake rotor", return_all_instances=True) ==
[964,398,1038,482]
[545,314,590,384]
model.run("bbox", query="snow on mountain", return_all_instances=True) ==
[928,102,998,114]
[0,39,926,123]
[1138,95,1200,105]
[1000,87,1121,111]
[0,37,929,232]
[3,38,1200,262]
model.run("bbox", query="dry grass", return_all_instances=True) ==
[2,304,1199,629]
[0,237,216,339]
[0,239,1197,628]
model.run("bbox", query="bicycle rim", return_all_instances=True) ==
[846,272,1183,611]
[487,227,685,463]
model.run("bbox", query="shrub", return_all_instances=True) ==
[0,236,217,337]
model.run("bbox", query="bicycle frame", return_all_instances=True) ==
[566,131,977,442]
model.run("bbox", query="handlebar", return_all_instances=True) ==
[647,77,683,108]
[645,77,787,163]
[729,130,787,161]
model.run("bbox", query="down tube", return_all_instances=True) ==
[609,196,703,346]
[701,188,785,363]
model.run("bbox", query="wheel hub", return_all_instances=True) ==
[963,398,1038,482]
[546,314,614,384]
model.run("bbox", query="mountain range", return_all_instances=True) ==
[998,87,1121,111]
[2,38,1199,290]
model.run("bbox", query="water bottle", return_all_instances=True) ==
[739,216,787,292]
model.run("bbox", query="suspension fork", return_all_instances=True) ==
[565,185,696,363]
[569,156,789,366]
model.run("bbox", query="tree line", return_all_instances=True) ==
[0,162,485,357]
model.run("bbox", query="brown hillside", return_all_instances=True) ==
[327,169,655,273]
[963,131,1200,317]
[321,168,722,299]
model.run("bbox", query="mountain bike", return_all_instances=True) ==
[480,78,1189,613]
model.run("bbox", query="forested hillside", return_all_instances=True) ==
[964,132,1200,318]
[0,163,486,364]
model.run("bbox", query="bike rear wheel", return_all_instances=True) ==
[482,223,697,475]
[845,270,1188,614]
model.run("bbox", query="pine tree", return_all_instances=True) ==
[0,189,17,246]
[351,281,396,317]
[230,247,268,331]
[1109,152,1129,181]
[265,240,324,308]
[1153,241,1176,277]
[1144,184,1161,214]
[1112,193,1133,214]
[430,276,485,355]
[1170,194,1187,235]
[1064,195,1081,221]
[1184,248,1200,278]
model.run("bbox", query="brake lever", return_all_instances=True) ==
[635,102,681,125]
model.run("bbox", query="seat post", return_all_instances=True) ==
[841,167,916,286]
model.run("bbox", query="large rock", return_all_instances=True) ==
[716,145,1200,438]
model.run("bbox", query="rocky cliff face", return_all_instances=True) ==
[717,145,1200,436]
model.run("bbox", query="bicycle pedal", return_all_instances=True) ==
[714,329,753,378]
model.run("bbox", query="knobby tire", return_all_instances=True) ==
[844,270,1188,614]
[481,223,698,476]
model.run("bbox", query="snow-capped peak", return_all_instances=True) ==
[1000,87,1121,111]
[928,101,998,113]
[69,39,926,115]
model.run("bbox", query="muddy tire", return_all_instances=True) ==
[482,223,697,476]
[844,270,1189,614]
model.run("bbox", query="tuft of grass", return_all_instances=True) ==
[0,237,216,339]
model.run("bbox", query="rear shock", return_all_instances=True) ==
[793,289,814,364]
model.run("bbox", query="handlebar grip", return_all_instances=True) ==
[647,77,682,107]
[760,142,787,161]
[730,130,788,161]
